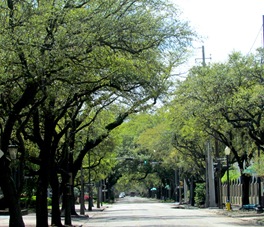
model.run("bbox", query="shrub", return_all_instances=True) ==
[20,195,52,208]
[194,183,205,206]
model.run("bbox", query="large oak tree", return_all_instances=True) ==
[0,0,195,226]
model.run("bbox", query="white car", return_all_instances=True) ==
[119,192,126,198]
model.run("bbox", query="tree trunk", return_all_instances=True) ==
[36,177,49,227]
[190,178,195,206]
[50,172,63,227]
[241,174,250,205]
[63,184,72,226]
[1,171,25,227]
[70,191,78,215]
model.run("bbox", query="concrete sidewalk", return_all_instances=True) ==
[0,205,106,227]
[171,203,264,226]
[207,206,264,226]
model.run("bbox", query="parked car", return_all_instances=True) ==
[84,193,90,201]
[130,192,136,197]
[119,192,126,198]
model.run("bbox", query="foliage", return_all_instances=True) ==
[0,0,196,225]
[194,183,205,206]
[150,51,264,206]
[169,51,264,174]
[221,167,241,183]
[111,50,264,206]
[20,196,52,209]
[252,152,264,177]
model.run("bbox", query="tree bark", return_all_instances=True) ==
[0,162,25,227]
[50,171,63,227]
[36,177,49,227]
[36,154,50,227]
[241,174,250,205]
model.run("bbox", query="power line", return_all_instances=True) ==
[247,25,262,55]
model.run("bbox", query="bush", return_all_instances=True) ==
[194,183,205,206]
[30,196,37,208]
[20,197,28,208]
[47,197,52,206]
[20,195,52,208]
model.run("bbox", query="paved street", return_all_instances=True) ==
[0,196,263,226]
[86,197,260,227]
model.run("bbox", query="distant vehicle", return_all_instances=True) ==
[84,193,89,201]
[130,192,136,197]
[119,192,126,198]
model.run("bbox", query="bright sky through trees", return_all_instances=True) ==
[173,0,264,65]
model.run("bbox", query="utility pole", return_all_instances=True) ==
[198,46,215,207]
[199,46,216,207]
[256,16,264,212]
[262,15,264,64]
[195,45,211,66]
[202,46,206,66]
[207,141,216,207]
[215,137,223,209]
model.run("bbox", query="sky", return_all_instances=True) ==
[171,0,264,66]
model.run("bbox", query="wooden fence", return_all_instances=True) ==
[222,177,263,206]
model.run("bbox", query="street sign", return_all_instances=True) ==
[102,189,108,192]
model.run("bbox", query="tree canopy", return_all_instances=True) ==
[113,50,264,206]
[0,0,195,226]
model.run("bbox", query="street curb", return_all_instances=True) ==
[210,208,264,226]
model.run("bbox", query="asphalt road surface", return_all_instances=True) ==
[86,196,258,227]
[0,196,259,226]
